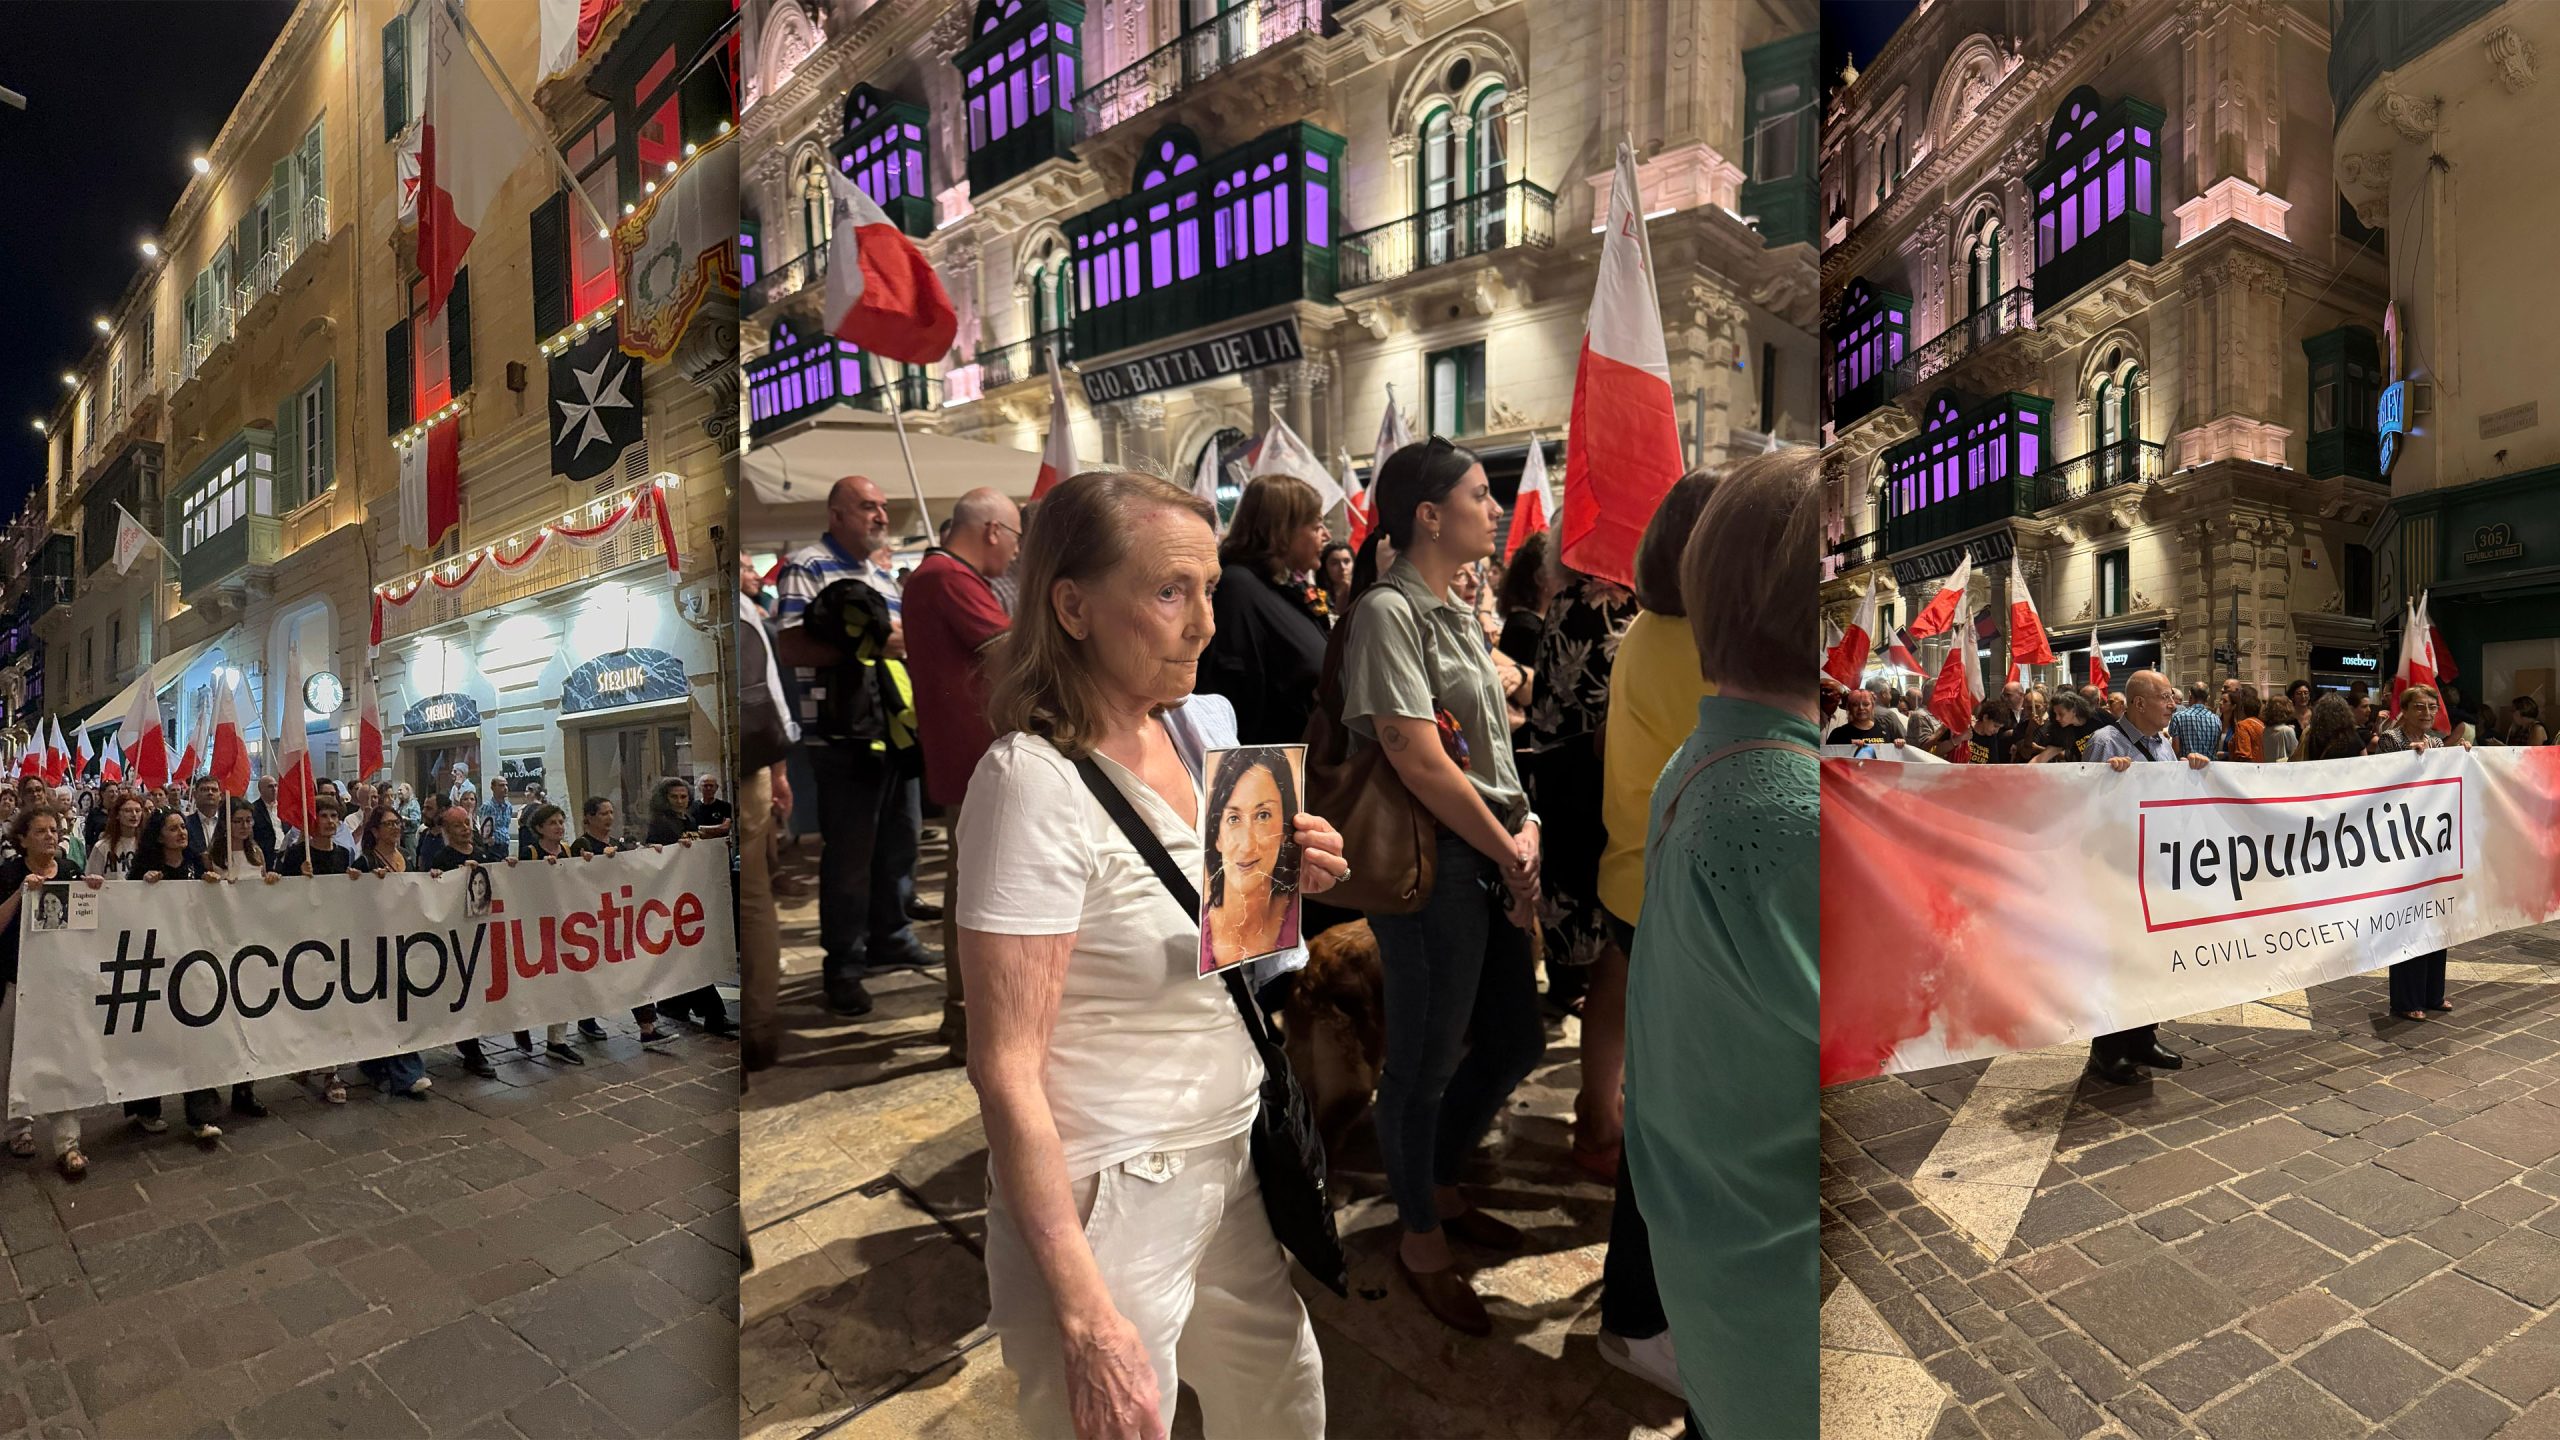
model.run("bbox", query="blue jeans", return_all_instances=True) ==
[807,744,921,997]
[1368,832,1547,1234]
[359,1053,426,1092]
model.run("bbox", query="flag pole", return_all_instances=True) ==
[881,371,935,545]
[442,0,618,244]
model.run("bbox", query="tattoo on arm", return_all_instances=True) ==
[1381,723,1410,752]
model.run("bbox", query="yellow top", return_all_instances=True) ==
[1597,608,1714,925]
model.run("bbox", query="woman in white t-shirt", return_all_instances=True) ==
[959,471,1350,1440]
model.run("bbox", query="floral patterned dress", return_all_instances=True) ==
[1523,574,1639,968]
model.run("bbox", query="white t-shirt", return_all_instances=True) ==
[956,701,1264,1182]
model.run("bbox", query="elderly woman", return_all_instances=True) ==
[2376,685,2466,1020]
[1623,448,1821,1440]
[958,470,1348,1440]
[1337,438,1546,1335]
[1198,475,1333,746]
[0,806,100,1176]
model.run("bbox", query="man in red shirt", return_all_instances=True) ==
[900,486,1022,1062]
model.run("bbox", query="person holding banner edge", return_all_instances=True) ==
[0,806,97,1176]
[2084,670,2210,1085]
[349,805,432,1099]
[2374,684,2466,1020]
[421,806,507,1077]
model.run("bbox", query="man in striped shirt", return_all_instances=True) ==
[774,475,925,1017]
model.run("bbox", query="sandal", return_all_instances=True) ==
[57,1147,85,1180]
[2402,1010,2427,1021]
[323,1077,348,1104]
[7,1129,33,1158]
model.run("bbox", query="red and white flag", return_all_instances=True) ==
[415,0,520,321]
[358,671,386,783]
[1188,431,1223,525]
[175,700,208,786]
[2008,568,2056,667]
[1928,594,1983,741]
[2390,592,2451,732]
[1504,436,1555,564]
[1885,626,1924,676]
[111,502,162,575]
[13,741,33,780]
[398,419,463,555]
[209,674,253,799]
[1907,553,1973,638]
[823,170,957,364]
[1034,340,1078,500]
[100,734,124,786]
[42,716,67,787]
[71,724,92,782]
[274,645,316,840]
[1249,416,1346,512]
[1824,573,1879,689]
[2089,647,2111,696]
[1562,139,1685,590]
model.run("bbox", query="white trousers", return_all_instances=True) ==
[0,985,81,1155]
[986,1129,1325,1440]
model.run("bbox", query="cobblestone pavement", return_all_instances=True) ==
[741,826,1688,1440]
[1822,920,2560,1440]
[0,1013,740,1439]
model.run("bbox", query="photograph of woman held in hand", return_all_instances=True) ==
[1199,745,1306,977]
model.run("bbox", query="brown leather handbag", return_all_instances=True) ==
[1300,588,1437,915]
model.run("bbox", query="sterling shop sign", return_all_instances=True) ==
[1080,318,1303,406]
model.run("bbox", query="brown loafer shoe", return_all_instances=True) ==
[1398,1255,1491,1336]
[1441,1205,1527,1253]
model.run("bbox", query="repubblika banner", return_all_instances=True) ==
[8,841,734,1113]
[1821,748,2560,1085]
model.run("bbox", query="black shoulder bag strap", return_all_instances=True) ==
[1071,756,1351,1296]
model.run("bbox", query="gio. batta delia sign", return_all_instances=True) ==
[1079,318,1303,406]
[8,842,736,1114]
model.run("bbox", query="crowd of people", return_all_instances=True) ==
[0,758,737,1180]
[742,443,1823,1439]
[1824,658,2517,1085]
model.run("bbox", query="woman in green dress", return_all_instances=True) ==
[1622,447,1822,1438]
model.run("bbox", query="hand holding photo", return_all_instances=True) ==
[1199,744,1306,977]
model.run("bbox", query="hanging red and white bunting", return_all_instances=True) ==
[371,477,683,645]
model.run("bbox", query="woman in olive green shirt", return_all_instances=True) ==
[1623,449,1821,1438]
[1338,438,1545,1337]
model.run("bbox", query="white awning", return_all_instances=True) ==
[742,411,1043,549]
[81,630,233,735]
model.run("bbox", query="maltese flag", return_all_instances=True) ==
[2389,592,2451,733]
[273,645,315,838]
[358,671,387,782]
[823,170,957,364]
[1249,416,1346,513]
[1034,341,1078,500]
[1505,437,1555,564]
[209,674,253,799]
[41,716,67,787]
[2008,567,2056,666]
[71,724,92,782]
[1563,139,1685,590]
[1824,573,1879,689]
[1907,553,1973,638]
[100,734,124,786]
[1885,626,1924,676]
[1928,594,1984,741]
[175,701,209,786]
[415,0,520,320]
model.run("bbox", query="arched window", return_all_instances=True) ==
[1420,106,1457,265]
[2028,86,2165,307]
[798,155,832,257]
[2091,351,2141,487]
[1470,84,1509,250]
[1966,211,2003,314]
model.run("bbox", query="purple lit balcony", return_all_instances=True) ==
[972,329,1076,391]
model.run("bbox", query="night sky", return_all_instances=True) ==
[1823,0,1920,93]
[0,2,295,523]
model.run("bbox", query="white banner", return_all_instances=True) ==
[1821,748,2560,1082]
[9,842,734,1112]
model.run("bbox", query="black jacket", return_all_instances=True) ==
[1199,562,1331,746]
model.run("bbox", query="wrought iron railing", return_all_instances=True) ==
[1894,286,2035,389]
[2039,438,2167,508]
[182,196,331,386]
[973,330,1076,390]
[855,370,941,414]
[1075,0,1323,137]
[1823,529,1878,580]
[744,237,829,313]
[1337,181,1558,289]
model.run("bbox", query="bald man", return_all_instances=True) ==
[775,474,927,1017]
[900,486,1023,1060]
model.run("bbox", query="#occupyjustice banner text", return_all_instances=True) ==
[8,843,735,1114]
[1820,747,2560,1086]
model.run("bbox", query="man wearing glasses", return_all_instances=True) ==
[899,486,1025,1064]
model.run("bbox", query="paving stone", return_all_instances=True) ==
[2391,1380,2521,1440]
[2447,1099,2560,1167]
[2378,1134,2529,1202]
[371,1313,565,1431]
[2173,1214,2340,1307]
[2239,1288,2352,1354]
[2470,1313,2560,1407]
[2089,1150,2239,1215]
[2140,1329,2277,1411]
[2293,1326,2443,1420]
[2370,1271,2540,1370]
[2458,1227,2560,1308]
[2299,1164,2464,1237]
[2325,1238,2450,1306]
[229,1361,429,1439]
[2049,1253,2246,1368]
[2194,1365,2371,1440]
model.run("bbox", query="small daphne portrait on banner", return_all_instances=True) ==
[1199,744,1305,977]
[30,885,70,934]
[463,865,494,918]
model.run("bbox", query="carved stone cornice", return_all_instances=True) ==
[2035,266,2165,347]
[2373,72,2443,143]
[2485,25,2539,93]
[2336,149,2393,230]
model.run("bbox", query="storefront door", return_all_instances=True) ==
[577,717,694,845]
[411,737,482,811]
